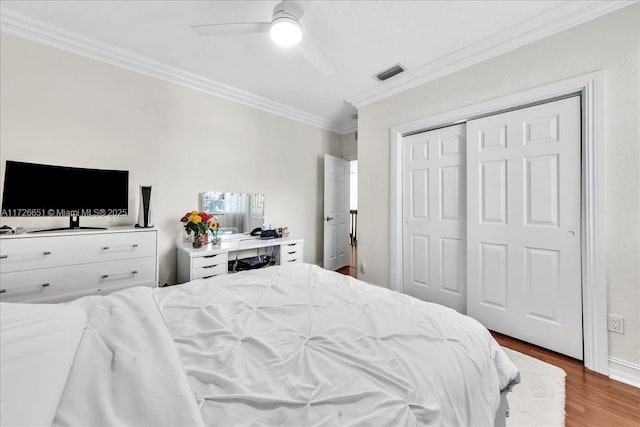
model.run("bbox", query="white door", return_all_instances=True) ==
[402,124,467,313]
[466,96,582,359]
[324,154,350,271]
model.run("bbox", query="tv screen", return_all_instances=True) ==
[1,161,129,217]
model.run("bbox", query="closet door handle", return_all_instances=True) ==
[43,251,52,255]
[0,289,6,294]
[41,283,50,288]
[325,216,334,222]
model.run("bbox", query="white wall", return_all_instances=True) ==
[357,6,639,364]
[0,33,343,284]
[349,160,358,211]
[340,132,357,159]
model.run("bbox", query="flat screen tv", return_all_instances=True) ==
[1,161,129,232]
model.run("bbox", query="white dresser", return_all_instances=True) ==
[177,237,303,283]
[0,227,158,303]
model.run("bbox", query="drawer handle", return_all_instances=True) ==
[203,254,218,259]
[101,271,138,279]
[104,245,138,250]
[0,283,50,294]
[0,253,51,258]
[202,265,218,269]
[287,251,296,254]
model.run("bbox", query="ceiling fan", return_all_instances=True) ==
[191,1,335,75]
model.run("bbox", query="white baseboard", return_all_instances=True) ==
[609,357,640,388]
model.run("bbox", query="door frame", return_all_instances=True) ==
[389,71,608,374]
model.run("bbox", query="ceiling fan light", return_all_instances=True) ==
[269,16,302,47]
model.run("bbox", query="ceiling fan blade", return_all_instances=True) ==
[192,22,270,36]
[297,34,335,75]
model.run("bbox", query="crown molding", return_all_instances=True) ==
[347,0,635,109]
[338,120,358,135]
[0,9,351,135]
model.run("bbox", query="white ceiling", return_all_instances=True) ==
[0,1,630,134]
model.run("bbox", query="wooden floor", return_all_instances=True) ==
[336,244,357,278]
[335,245,640,426]
[494,332,640,427]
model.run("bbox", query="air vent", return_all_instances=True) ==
[375,64,405,82]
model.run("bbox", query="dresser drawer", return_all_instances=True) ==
[0,231,156,273]
[192,263,227,280]
[0,257,156,303]
[280,243,303,263]
[192,252,228,269]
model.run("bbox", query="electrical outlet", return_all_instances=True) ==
[607,314,624,334]
[359,259,366,273]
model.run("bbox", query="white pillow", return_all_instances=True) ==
[0,302,86,427]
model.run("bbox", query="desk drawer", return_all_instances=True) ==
[280,243,303,263]
[0,257,156,303]
[192,253,228,269]
[192,263,227,280]
[0,231,156,273]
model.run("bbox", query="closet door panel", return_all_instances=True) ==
[403,124,466,313]
[466,96,582,359]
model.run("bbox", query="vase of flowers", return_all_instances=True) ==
[180,211,219,249]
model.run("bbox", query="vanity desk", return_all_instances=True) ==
[176,236,303,284]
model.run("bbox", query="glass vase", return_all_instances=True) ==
[192,233,206,248]
[210,229,220,246]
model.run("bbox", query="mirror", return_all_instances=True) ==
[199,192,264,235]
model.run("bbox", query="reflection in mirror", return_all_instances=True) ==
[200,192,264,235]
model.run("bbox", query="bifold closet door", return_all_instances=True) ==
[402,124,466,313]
[466,96,582,359]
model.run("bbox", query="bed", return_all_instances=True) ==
[1,263,519,426]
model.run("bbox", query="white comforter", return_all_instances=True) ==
[53,287,204,427]
[35,263,519,426]
[154,264,519,426]
[0,303,86,426]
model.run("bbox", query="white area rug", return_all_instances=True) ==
[502,347,566,427]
